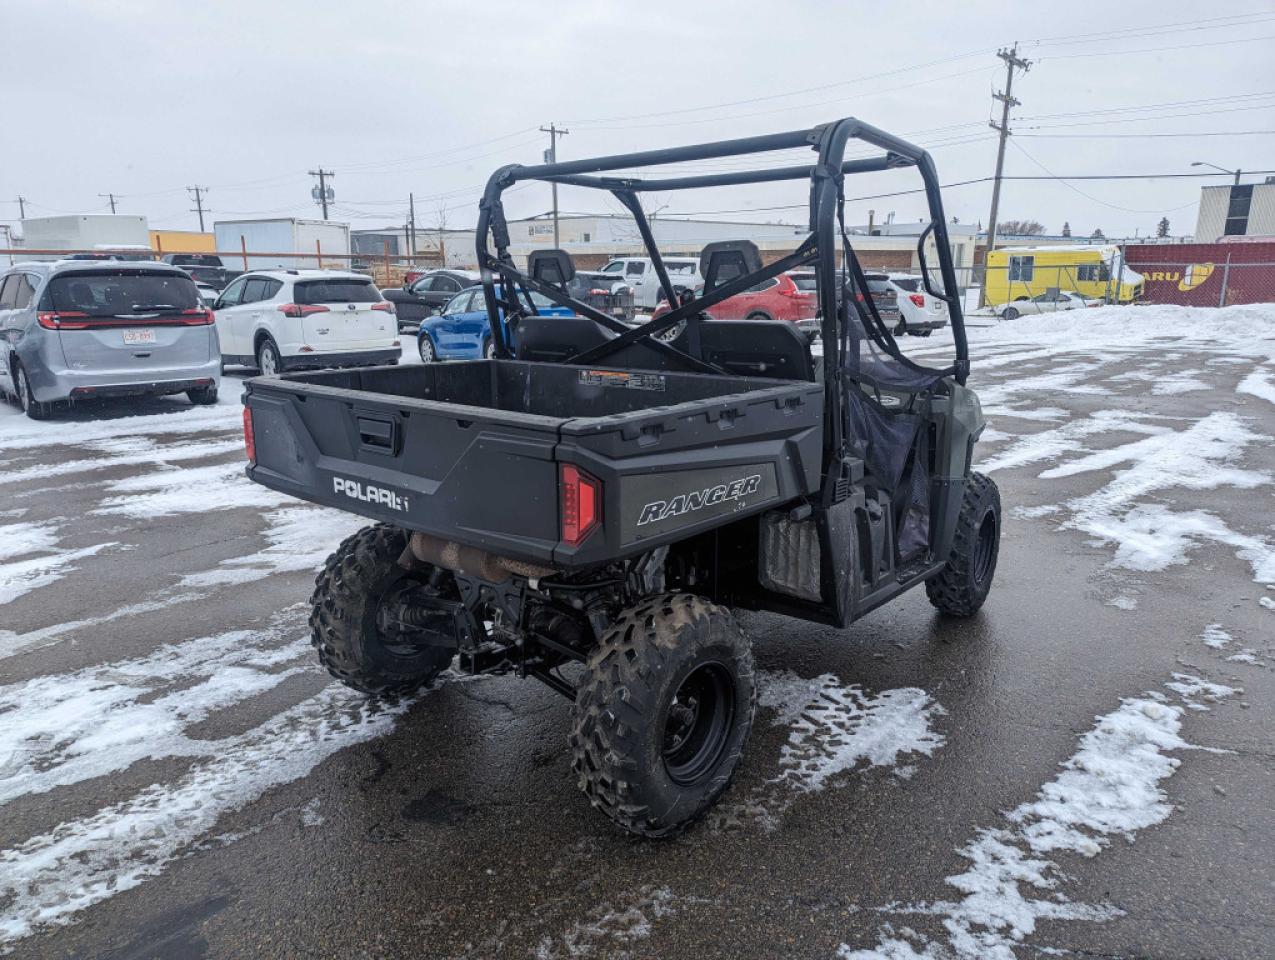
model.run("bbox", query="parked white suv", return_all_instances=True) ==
[598,257,702,309]
[213,270,399,374]
[887,273,949,337]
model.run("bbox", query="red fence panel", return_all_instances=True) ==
[1123,242,1275,307]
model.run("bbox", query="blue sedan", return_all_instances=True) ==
[417,285,573,362]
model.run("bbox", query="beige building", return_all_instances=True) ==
[1194,180,1275,242]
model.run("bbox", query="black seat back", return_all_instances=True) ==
[527,249,575,288]
[699,240,762,294]
[515,314,614,363]
[671,319,813,381]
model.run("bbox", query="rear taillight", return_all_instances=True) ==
[278,303,330,318]
[908,293,926,308]
[37,311,89,329]
[179,307,215,325]
[371,301,394,313]
[560,464,601,546]
[589,288,609,296]
[243,407,256,464]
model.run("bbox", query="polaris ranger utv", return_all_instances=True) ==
[241,118,999,837]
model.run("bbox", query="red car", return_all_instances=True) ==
[652,271,817,327]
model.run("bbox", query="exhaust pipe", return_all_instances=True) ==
[405,531,556,582]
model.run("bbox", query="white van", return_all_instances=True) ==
[598,257,703,309]
[213,270,399,374]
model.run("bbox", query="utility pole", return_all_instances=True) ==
[309,169,334,219]
[15,196,26,219]
[188,185,209,231]
[99,193,118,214]
[980,44,1030,307]
[408,192,417,259]
[539,124,569,247]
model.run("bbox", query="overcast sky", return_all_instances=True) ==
[3,0,1273,240]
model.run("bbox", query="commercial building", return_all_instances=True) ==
[1194,180,1275,242]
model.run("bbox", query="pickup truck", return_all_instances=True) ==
[162,253,235,290]
[242,119,999,839]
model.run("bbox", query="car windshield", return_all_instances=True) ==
[43,271,200,315]
[890,277,920,292]
[294,278,380,304]
[667,262,698,275]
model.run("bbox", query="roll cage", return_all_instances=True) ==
[474,117,970,494]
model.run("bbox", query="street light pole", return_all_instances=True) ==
[1191,161,1242,185]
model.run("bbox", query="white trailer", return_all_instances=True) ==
[213,218,351,271]
[17,215,151,259]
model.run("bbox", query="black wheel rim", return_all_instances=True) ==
[662,662,734,786]
[973,510,997,585]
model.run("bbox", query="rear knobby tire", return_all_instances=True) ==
[569,593,756,838]
[309,523,455,696]
[926,471,1001,617]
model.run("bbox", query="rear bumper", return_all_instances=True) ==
[31,355,222,402]
[902,317,948,331]
[282,347,401,370]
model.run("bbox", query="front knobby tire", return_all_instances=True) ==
[309,524,455,696]
[926,471,1001,617]
[569,593,756,838]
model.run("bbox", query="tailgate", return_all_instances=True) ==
[244,374,564,565]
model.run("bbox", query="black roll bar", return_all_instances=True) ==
[475,117,971,490]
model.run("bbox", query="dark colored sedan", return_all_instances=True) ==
[382,269,480,332]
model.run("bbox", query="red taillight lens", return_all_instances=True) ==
[37,311,89,329]
[179,307,215,325]
[243,407,256,463]
[371,301,394,313]
[908,293,926,308]
[560,464,601,546]
[278,303,330,318]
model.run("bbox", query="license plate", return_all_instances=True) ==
[123,329,156,345]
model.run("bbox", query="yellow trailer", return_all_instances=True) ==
[149,229,216,255]
[983,244,1142,306]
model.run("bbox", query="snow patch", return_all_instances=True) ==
[840,677,1235,959]
[181,506,364,587]
[1237,367,1275,407]
[0,621,310,804]
[0,686,409,944]
[1200,624,1232,650]
[0,542,116,606]
[712,672,944,830]
[1106,595,1138,611]
[534,886,682,960]
[93,461,292,518]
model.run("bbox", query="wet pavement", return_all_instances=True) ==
[2,313,1274,959]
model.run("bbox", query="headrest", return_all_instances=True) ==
[528,249,575,286]
[699,240,762,292]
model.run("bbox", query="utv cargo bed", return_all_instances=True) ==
[244,360,823,569]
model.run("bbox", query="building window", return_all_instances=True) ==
[1224,184,1253,236]
[582,232,591,242]
[1008,255,1034,282]
[1076,263,1110,282]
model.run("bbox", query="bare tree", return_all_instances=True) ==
[1156,216,1170,238]
[432,200,449,267]
[1090,227,1105,240]
[998,219,1045,236]
[1061,221,1071,237]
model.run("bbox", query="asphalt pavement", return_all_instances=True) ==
[1,318,1273,960]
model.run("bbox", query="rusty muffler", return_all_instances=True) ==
[404,531,557,583]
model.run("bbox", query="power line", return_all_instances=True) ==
[1041,32,1275,60]
[1019,130,1275,139]
[98,193,118,214]
[1027,11,1275,46]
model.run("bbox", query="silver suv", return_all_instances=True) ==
[0,261,221,419]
